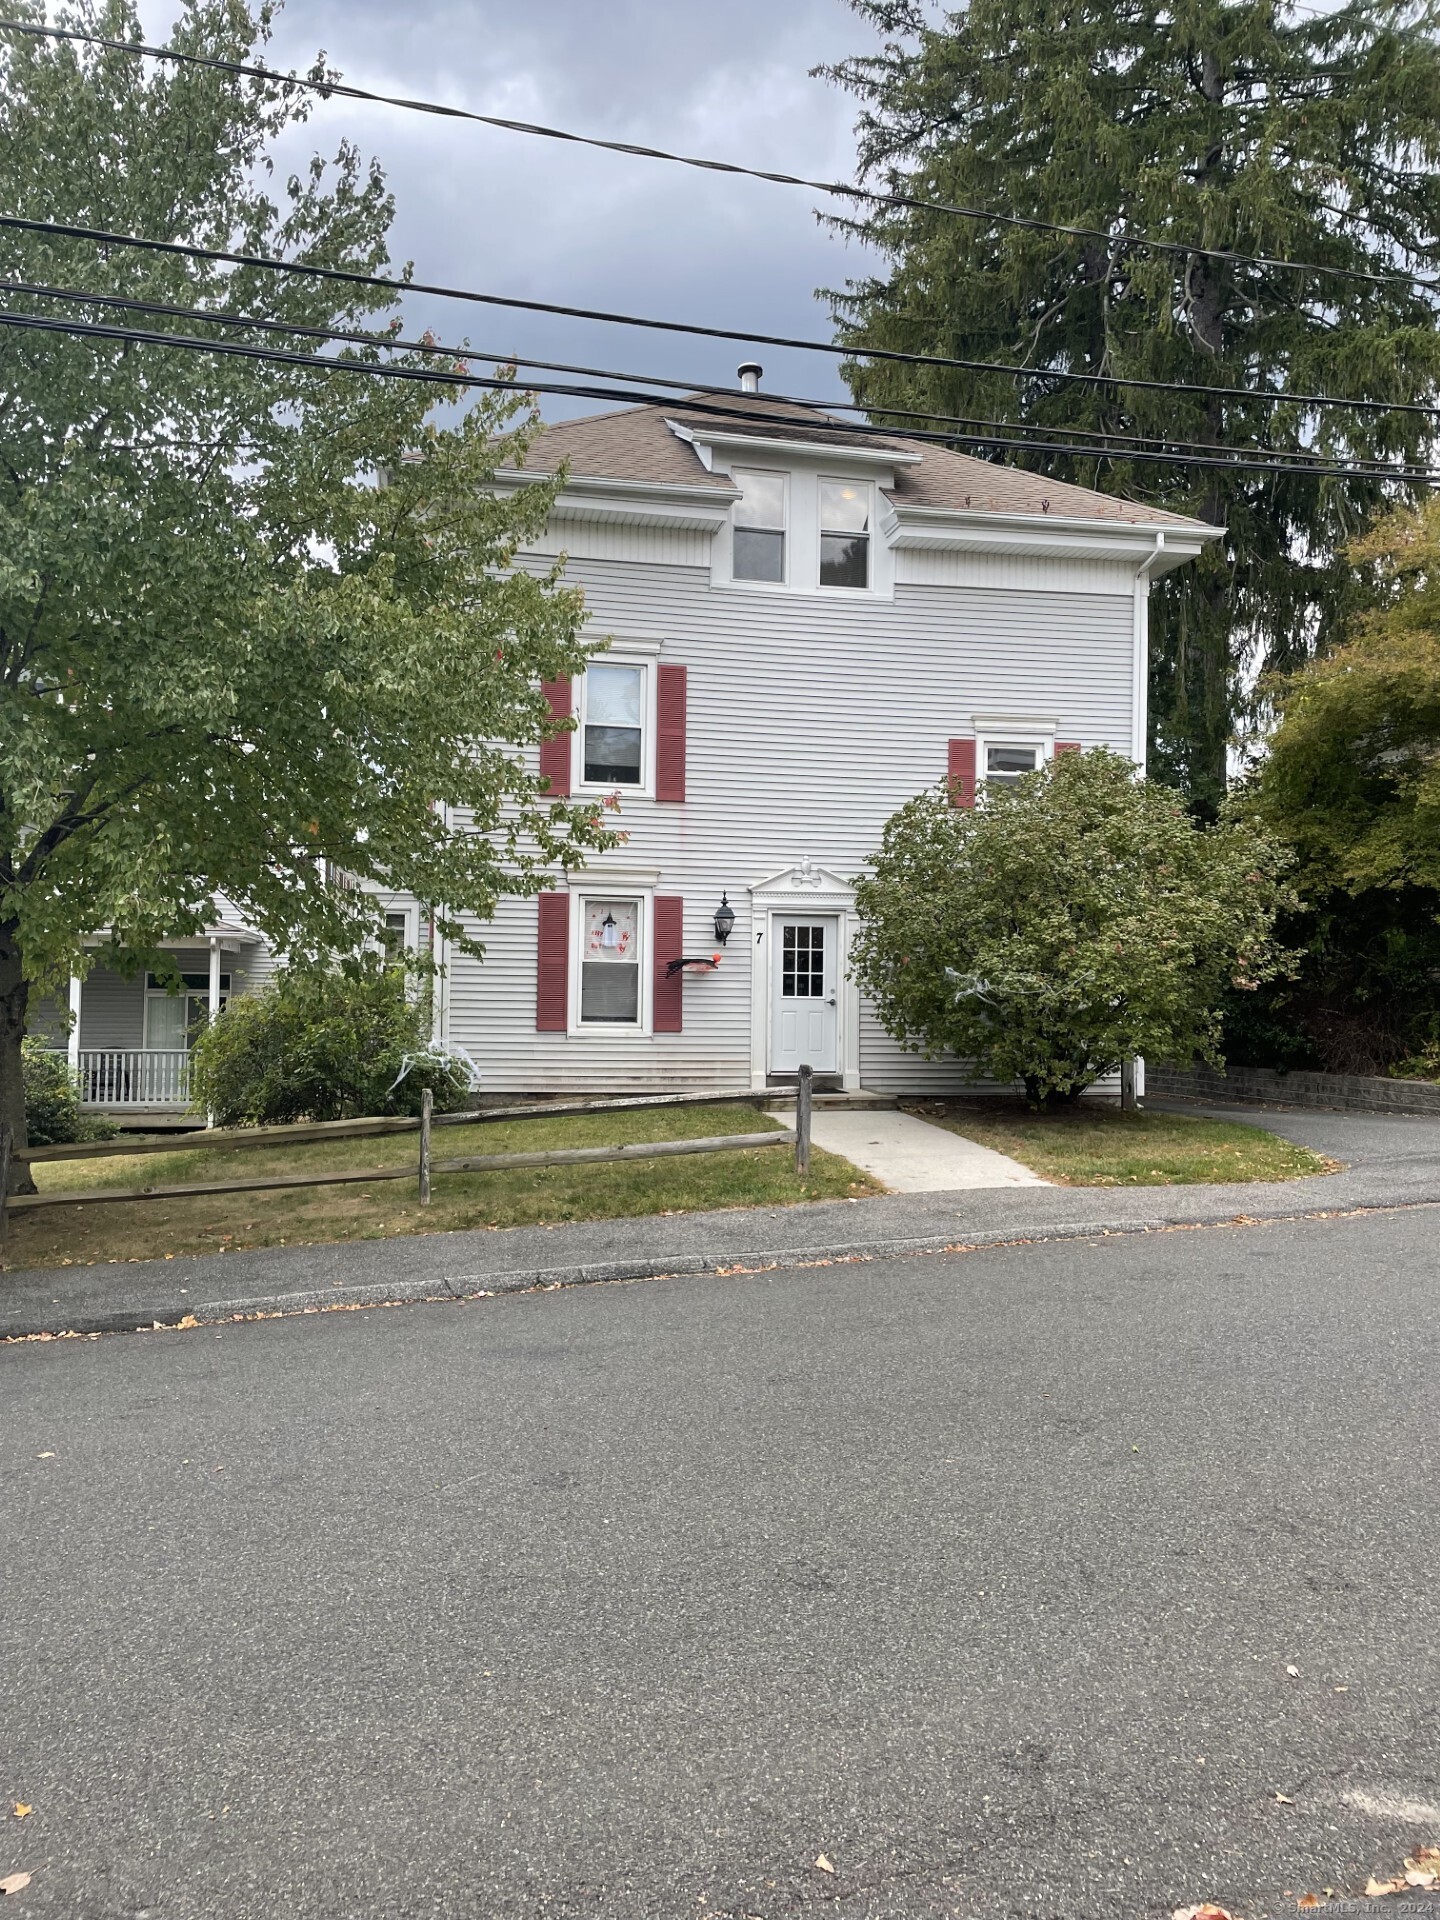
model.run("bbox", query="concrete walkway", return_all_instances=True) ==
[768,1105,1047,1192]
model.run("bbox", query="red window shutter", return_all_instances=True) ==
[653,895,684,1033]
[1055,740,1082,757]
[947,738,977,809]
[536,892,569,1031]
[539,677,572,797]
[656,664,687,803]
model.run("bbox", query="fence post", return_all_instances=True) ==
[795,1063,812,1177]
[0,1124,11,1244]
[418,1089,433,1206]
[1120,1058,1138,1112]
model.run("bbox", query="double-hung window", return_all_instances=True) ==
[819,479,870,589]
[732,468,786,583]
[984,744,1044,789]
[582,663,646,787]
[579,896,643,1025]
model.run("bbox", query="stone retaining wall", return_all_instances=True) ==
[1147,1063,1440,1116]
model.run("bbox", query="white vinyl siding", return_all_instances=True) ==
[442,555,1138,1094]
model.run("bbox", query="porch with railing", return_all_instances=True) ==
[72,1049,193,1109]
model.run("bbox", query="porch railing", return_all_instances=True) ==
[75,1049,192,1108]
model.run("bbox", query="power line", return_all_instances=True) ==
[3,213,1438,429]
[2,272,1425,478]
[2,15,1438,297]
[3,304,1435,482]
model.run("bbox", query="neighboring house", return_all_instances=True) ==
[26,911,276,1120]
[423,377,1219,1094]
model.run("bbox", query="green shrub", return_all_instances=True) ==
[852,748,1297,1108]
[187,954,474,1126]
[21,1037,119,1145]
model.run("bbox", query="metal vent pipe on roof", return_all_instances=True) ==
[737,362,762,392]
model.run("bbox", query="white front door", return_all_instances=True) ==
[770,915,840,1075]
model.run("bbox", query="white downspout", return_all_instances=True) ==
[1132,532,1166,771]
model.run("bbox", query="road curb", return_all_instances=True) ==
[8,1195,1436,1339]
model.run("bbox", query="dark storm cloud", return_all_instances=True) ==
[254,0,886,414]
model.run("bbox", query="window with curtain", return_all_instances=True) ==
[579,899,642,1024]
[583,664,645,785]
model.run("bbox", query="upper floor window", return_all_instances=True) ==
[984,743,1043,788]
[583,663,645,785]
[732,468,786,583]
[819,480,870,589]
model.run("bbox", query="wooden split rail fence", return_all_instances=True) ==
[0,1070,819,1233]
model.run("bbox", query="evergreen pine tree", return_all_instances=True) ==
[820,0,1440,812]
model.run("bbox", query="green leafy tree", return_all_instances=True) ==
[851,749,1294,1105]
[1259,497,1440,892]
[1233,496,1440,1075]
[0,2,616,1184]
[187,954,472,1125]
[820,0,1440,813]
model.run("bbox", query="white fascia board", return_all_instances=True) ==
[668,419,923,470]
[885,502,1220,570]
[492,467,737,532]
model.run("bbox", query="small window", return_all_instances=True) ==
[984,744,1043,788]
[732,468,786,583]
[820,480,870,589]
[381,911,410,959]
[580,897,642,1025]
[583,664,645,785]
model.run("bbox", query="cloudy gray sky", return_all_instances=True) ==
[249,1,891,419]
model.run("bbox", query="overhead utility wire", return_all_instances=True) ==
[2,305,1434,483]
[3,214,1437,429]
[4,273,1416,473]
[2,16,1436,296]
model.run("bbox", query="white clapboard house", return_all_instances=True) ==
[35,378,1216,1115]
[431,376,1217,1096]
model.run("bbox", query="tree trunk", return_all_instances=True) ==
[0,919,37,1195]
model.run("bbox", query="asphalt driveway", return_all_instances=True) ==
[3,1205,1438,1919]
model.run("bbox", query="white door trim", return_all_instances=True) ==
[747,861,861,1090]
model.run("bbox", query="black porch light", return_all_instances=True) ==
[713,892,735,945]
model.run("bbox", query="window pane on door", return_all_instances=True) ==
[781,924,825,998]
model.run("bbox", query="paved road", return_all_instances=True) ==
[4,1209,1438,1919]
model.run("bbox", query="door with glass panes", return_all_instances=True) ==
[770,916,839,1074]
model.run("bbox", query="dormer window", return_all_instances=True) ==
[732,468,786,583]
[820,480,871,589]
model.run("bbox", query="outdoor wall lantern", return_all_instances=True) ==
[713,893,735,946]
[600,910,619,949]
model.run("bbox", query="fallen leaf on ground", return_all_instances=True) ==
[1275,1792,1294,1804]
[0,1873,30,1896]
[35,1452,53,1460]
[814,1854,836,1874]
[1286,1664,1301,1678]
[1367,1876,1406,1897]
[11,1804,30,1818]
[1173,1905,1240,1919]
[1297,1896,1322,1909]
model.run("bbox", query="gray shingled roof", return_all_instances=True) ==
[507,391,1214,530]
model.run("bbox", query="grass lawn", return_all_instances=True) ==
[903,1099,1334,1187]
[7,1103,880,1272]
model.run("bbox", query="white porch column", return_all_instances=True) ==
[67,973,83,1074]
[207,937,221,1024]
